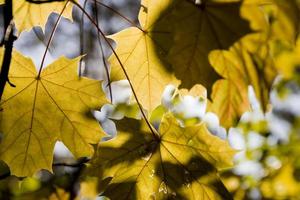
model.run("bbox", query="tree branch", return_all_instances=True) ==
[25,0,64,3]
[0,0,17,101]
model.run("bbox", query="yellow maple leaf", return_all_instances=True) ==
[0,50,107,177]
[0,0,4,5]
[209,37,276,128]
[109,0,180,112]
[208,0,277,128]
[167,0,253,94]
[13,0,74,32]
[89,113,236,200]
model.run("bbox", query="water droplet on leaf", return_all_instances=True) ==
[159,181,168,194]
[149,169,155,178]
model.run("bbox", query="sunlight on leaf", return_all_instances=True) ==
[167,0,252,94]
[208,0,277,128]
[0,50,107,177]
[49,187,70,200]
[89,113,236,200]
[13,0,75,32]
[272,0,300,44]
[275,38,300,80]
[109,0,180,112]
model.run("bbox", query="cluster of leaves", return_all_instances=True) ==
[0,0,300,199]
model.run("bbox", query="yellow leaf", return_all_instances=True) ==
[0,0,4,5]
[0,50,107,177]
[207,0,277,128]
[49,188,69,200]
[272,0,300,44]
[109,0,180,112]
[209,35,276,128]
[242,0,299,45]
[89,113,236,199]
[261,164,300,199]
[240,0,274,32]
[276,38,300,79]
[178,84,207,100]
[13,0,74,32]
[78,177,99,200]
[167,0,252,94]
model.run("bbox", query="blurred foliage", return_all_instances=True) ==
[1,0,300,199]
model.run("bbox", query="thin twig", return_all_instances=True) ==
[53,157,90,168]
[93,0,113,102]
[25,0,64,3]
[37,0,69,77]
[92,0,143,31]
[79,0,88,77]
[71,0,160,140]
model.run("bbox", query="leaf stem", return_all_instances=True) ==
[37,0,69,77]
[91,0,144,32]
[79,0,88,77]
[93,0,113,102]
[71,0,160,140]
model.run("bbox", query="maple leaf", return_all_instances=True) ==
[109,0,180,112]
[0,0,4,5]
[12,0,74,32]
[89,113,235,200]
[0,50,107,177]
[208,37,276,128]
[207,1,277,128]
[167,0,252,94]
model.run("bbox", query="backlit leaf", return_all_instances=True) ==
[13,0,74,32]
[167,0,252,93]
[89,113,235,199]
[272,0,300,44]
[109,0,180,112]
[208,0,277,128]
[275,38,300,80]
[209,35,276,128]
[0,50,107,177]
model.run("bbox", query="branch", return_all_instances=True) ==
[25,0,64,3]
[54,157,90,200]
[0,172,10,180]
[52,157,90,168]
[0,157,91,181]
[0,0,17,101]
[71,0,160,140]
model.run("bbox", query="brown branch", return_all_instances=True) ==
[25,0,64,3]
[0,157,91,181]
[93,0,113,102]
[52,157,90,168]
[71,0,160,140]
[0,0,17,101]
